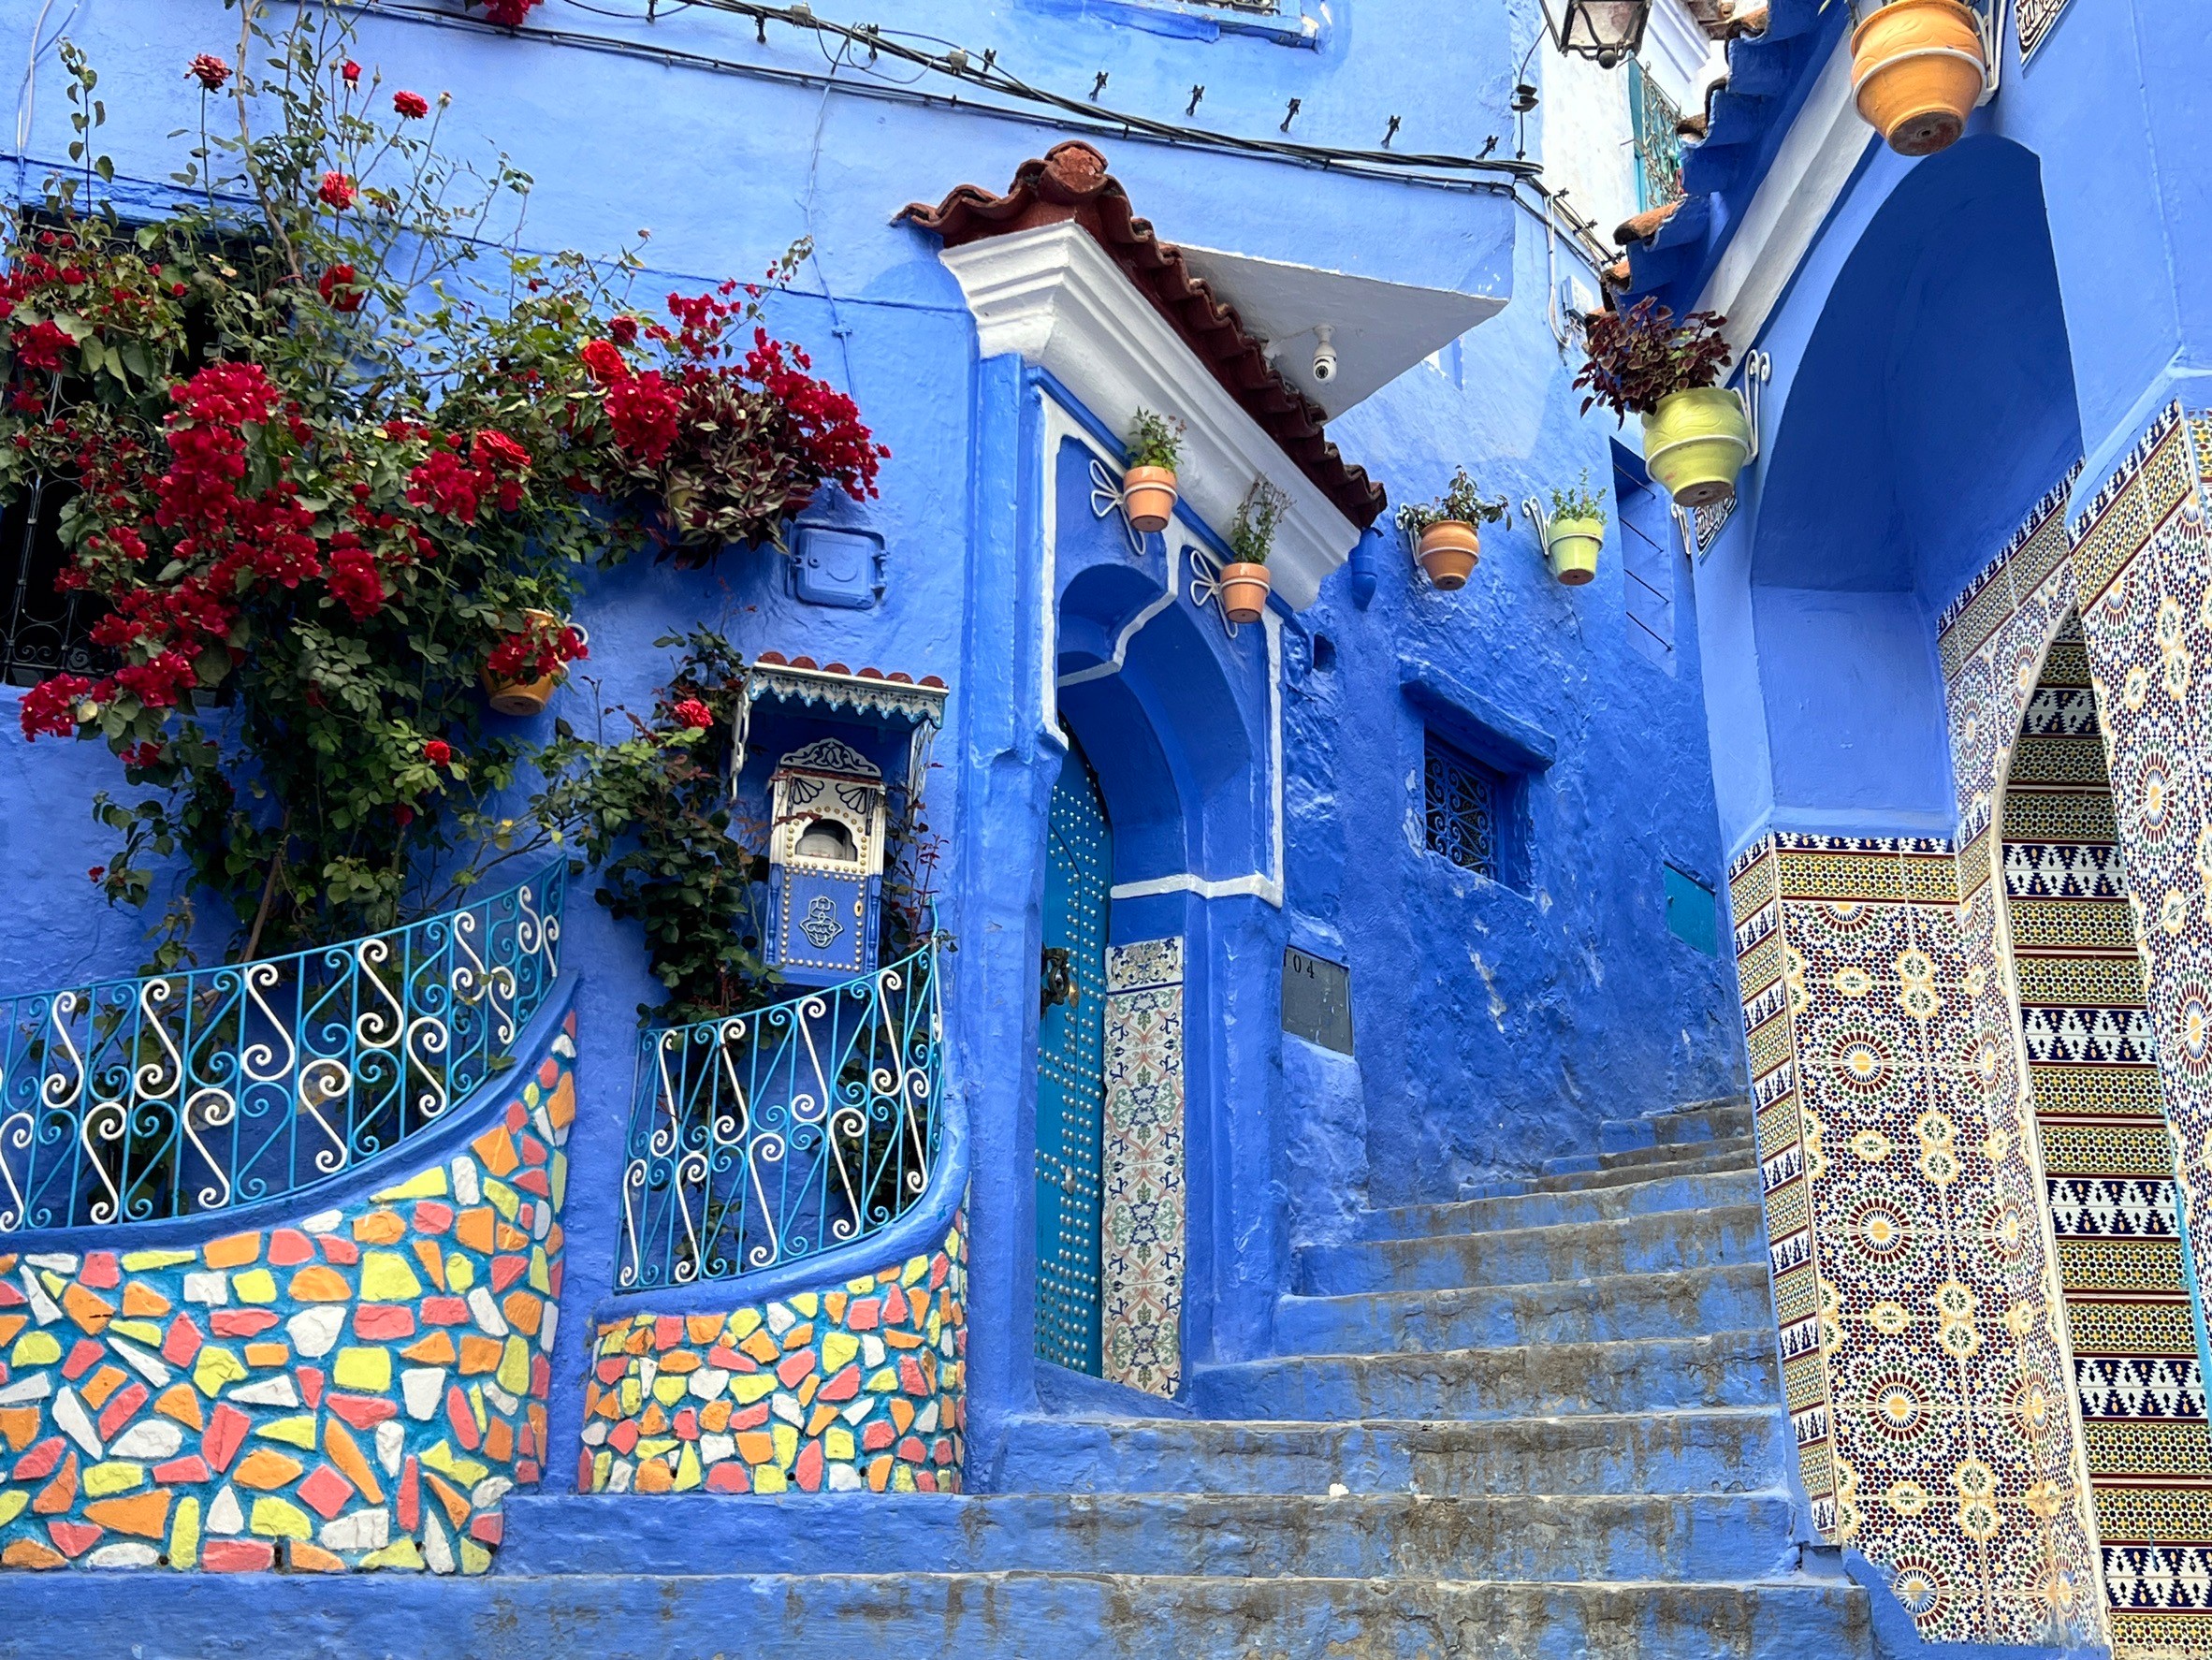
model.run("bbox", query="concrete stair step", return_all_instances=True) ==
[1298,1204,1768,1295]
[497,1490,1800,1582]
[1514,1144,1761,1194]
[1358,1168,1763,1243]
[1275,1261,1776,1353]
[1191,1329,1781,1420]
[1538,1133,1760,1180]
[996,1407,1793,1497]
[0,1569,1873,1660]
[1599,1098,1755,1155]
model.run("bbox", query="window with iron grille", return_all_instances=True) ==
[1628,59,1685,213]
[1423,732,1498,878]
[0,472,99,686]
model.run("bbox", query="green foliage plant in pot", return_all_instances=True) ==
[1544,470,1608,587]
[1574,299,1747,508]
[1396,467,1509,591]
[1123,408,1184,534]
[1219,480,1287,624]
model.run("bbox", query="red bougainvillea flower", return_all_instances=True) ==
[483,0,543,25]
[317,262,364,313]
[19,673,93,741]
[317,171,357,211]
[342,59,362,84]
[672,697,714,730]
[187,54,231,92]
[578,338,629,386]
[11,318,75,372]
[604,369,680,464]
[423,739,454,766]
[393,90,429,119]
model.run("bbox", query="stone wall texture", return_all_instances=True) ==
[0,1010,576,1574]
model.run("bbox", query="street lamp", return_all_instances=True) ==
[1539,0,1652,68]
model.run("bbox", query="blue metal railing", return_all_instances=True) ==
[0,864,565,1233]
[616,945,941,1289]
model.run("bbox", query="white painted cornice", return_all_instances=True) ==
[1695,27,1875,358]
[937,221,1361,610]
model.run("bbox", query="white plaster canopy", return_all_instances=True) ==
[937,221,1362,610]
[1171,245,1505,420]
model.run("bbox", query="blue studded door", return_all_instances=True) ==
[1035,739,1111,1375]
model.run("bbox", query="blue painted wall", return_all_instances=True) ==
[0,0,1742,1481]
[1656,2,2210,858]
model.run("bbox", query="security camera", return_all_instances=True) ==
[1311,325,1338,385]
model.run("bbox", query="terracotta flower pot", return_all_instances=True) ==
[1642,387,1752,508]
[1217,561,1272,624]
[1415,521,1480,590]
[1545,516,1605,586]
[1852,0,1985,157]
[482,608,565,717]
[1123,465,1179,534]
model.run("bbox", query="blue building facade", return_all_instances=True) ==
[5,0,2196,1653]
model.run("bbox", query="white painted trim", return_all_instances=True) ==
[1642,0,1726,109]
[1695,28,1875,359]
[1057,590,1178,688]
[940,223,1360,610]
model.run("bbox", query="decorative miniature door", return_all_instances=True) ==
[1034,740,1111,1375]
[764,738,886,986]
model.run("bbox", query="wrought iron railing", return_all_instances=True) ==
[0,863,565,1232]
[617,945,942,1289]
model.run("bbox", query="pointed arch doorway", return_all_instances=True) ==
[2001,613,2212,1644]
[1034,735,1112,1374]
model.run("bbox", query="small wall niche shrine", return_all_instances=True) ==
[733,653,949,986]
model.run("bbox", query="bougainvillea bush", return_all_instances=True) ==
[2,10,885,962]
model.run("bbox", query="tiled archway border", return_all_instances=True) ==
[1728,405,2212,1649]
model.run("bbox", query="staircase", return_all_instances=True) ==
[455,1097,1870,1658]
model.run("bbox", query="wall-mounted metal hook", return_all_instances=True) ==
[1186,84,1204,116]
[1281,97,1301,133]
[1090,71,1109,100]
[1738,349,1772,464]
[1382,115,1401,148]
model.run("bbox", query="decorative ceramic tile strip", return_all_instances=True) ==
[2003,626,2212,1657]
[1100,939,1185,1400]
[581,1211,967,1495]
[2072,403,2188,608]
[0,1010,576,1573]
[1730,831,2101,1647]
[2016,0,2074,59]
[1937,463,2079,682]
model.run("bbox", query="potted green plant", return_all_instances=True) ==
[1219,480,1287,623]
[1124,408,1185,534]
[1575,299,1748,507]
[1543,471,1607,587]
[1396,468,1509,590]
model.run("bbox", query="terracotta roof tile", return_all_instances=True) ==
[900,141,1387,530]
[1614,197,1685,249]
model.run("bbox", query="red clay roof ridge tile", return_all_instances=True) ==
[900,140,1387,530]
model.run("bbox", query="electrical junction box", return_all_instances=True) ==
[790,522,886,610]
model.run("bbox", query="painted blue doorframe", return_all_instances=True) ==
[1035,738,1112,1376]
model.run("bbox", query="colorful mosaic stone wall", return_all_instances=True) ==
[2001,615,2212,1657]
[580,1211,966,1494]
[1735,407,2212,1653]
[0,1011,575,1574]
[1101,937,1185,1399]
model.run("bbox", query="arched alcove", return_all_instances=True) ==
[1750,136,2082,833]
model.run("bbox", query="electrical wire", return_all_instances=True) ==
[337,0,1620,269]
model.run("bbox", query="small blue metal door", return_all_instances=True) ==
[1034,740,1111,1375]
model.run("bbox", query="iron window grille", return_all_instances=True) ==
[1423,732,1499,878]
[0,465,99,687]
[1628,59,1685,213]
